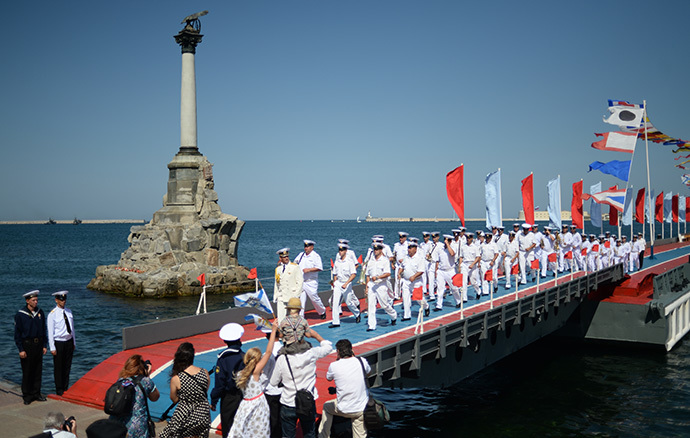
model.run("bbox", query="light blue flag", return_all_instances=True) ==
[234,288,274,315]
[664,192,673,223]
[680,196,686,224]
[588,160,632,182]
[547,176,562,229]
[646,189,654,223]
[590,182,602,228]
[485,169,502,229]
[622,187,634,226]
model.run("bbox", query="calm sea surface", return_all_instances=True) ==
[1,221,688,437]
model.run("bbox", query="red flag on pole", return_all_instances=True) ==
[592,244,599,252]
[197,273,206,286]
[672,194,679,222]
[548,253,558,263]
[608,185,618,226]
[330,258,334,269]
[357,254,363,264]
[484,270,493,281]
[581,248,587,256]
[511,264,520,275]
[635,188,646,224]
[446,165,465,227]
[655,192,664,223]
[565,251,573,260]
[452,273,463,287]
[530,259,540,270]
[571,180,583,229]
[412,286,424,301]
[247,268,257,280]
[521,173,534,225]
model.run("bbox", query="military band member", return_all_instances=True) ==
[393,232,409,300]
[295,240,326,319]
[365,243,397,331]
[399,242,430,320]
[47,291,75,396]
[330,243,361,328]
[274,248,304,322]
[14,290,48,405]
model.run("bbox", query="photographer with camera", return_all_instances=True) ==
[108,355,160,438]
[42,411,77,437]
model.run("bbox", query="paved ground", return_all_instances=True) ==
[0,379,166,437]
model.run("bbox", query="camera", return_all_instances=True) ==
[63,416,75,432]
[328,386,337,395]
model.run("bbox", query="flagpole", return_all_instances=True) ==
[643,100,655,258]
[498,168,503,226]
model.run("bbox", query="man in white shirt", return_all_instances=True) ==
[270,329,334,438]
[636,232,646,268]
[619,236,632,273]
[393,232,409,300]
[295,240,326,319]
[365,243,397,331]
[330,243,361,328]
[47,291,75,396]
[317,339,370,438]
[274,248,304,322]
[571,225,584,271]
[399,242,430,320]
[434,234,463,310]
[426,232,443,301]
[479,233,499,297]
[503,231,519,288]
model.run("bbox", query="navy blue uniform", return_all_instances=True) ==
[210,347,244,438]
[14,305,47,403]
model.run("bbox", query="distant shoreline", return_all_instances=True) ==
[0,219,147,225]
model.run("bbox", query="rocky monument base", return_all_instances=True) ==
[88,154,253,297]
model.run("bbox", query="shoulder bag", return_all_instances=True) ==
[136,379,157,438]
[357,357,390,430]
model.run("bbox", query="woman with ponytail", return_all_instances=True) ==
[228,320,279,438]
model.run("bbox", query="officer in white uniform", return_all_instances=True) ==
[531,224,543,276]
[630,235,640,272]
[636,232,646,268]
[426,232,442,301]
[503,231,519,288]
[560,224,573,272]
[493,226,508,288]
[582,235,593,272]
[47,291,75,396]
[365,243,397,331]
[571,225,584,271]
[479,232,499,297]
[457,233,477,301]
[399,242,430,320]
[420,232,433,296]
[330,243,361,328]
[295,240,326,319]
[337,239,359,268]
[274,248,304,322]
[619,236,632,273]
[517,224,535,284]
[433,234,462,310]
[539,227,556,277]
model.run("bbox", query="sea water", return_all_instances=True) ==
[1,221,688,437]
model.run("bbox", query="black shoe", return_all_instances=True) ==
[433,307,442,312]
[320,313,327,320]
[401,317,411,321]
[328,324,340,328]
[355,314,361,323]
[391,319,397,326]
[367,328,375,332]
[23,399,31,405]
[424,308,430,317]
[36,394,47,402]
[455,303,462,308]
[56,391,64,396]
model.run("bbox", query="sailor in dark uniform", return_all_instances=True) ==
[210,322,245,438]
[47,291,75,396]
[14,290,48,405]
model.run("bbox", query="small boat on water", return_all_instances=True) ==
[73,218,82,225]
[45,218,56,225]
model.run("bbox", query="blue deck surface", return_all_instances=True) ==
[147,244,689,421]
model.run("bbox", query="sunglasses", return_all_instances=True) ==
[56,296,66,301]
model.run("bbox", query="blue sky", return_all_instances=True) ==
[2,1,689,221]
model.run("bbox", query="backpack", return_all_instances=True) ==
[104,376,141,416]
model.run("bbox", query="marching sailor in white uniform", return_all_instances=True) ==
[295,240,326,319]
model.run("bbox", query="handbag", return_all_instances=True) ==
[137,379,157,437]
[357,357,390,430]
[285,355,315,417]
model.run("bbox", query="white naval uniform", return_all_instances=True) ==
[479,240,498,296]
[503,238,519,288]
[393,241,409,299]
[540,233,556,277]
[420,239,433,294]
[434,245,462,309]
[274,262,304,321]
[295,250,325,316]
[331,256,360,326]
[459,243,477,301]
[494,232,508,287]
[630,239,641,272]
[619,241,631,273]
[427,241,443,299]
[400,252,428,319]
[365,254,397,330]
[572,232,584,271]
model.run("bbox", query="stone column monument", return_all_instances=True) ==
[89,11,251,297]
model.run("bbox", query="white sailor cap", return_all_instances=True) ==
[219,323,244,342]
[338,239,350,244]
[497,226,505,230]
[338,243,349,250]
[371,237,384,243]
[484,232,492,239]
[570,224,577,229]
[637,232,643,236]
[408,237,419,243]
[432,231,440,236]
[52,291,68,299]
[522,223,531,229]
[465,233,475,239]
[598,234,606,238]
[605,231,611,234]
[459,227,467,231]
[443,234,454,239]
[562,224,570,228]
[422,231,431,236]
[372,242,384,249]
[303,240,315,246]
[407,241,418,248]
[23,290,39,299]
[532,224,539,229]
[513,223,521,227]
[276,247,290,256]
[589,234,596,238]
[398,231,408,237]
[451,229,462,234]
[509,230,517,236]
[477,231,485,237]
[373,235,384,240]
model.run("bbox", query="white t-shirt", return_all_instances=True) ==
[326,356,371,413]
